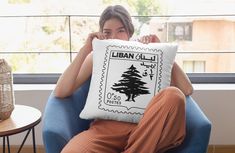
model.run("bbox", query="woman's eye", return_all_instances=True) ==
[103,31,110,36]
[119,29,126,33]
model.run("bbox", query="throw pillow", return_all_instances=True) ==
[80,38,178,123]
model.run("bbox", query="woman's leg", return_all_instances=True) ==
[124,87,186,153]
[61,119,136,153]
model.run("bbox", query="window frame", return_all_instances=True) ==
[12,73,235,84]
[1,15,234,84]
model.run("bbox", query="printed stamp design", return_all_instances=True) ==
[98,45,163,115]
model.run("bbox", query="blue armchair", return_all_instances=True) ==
[42,79,211,153]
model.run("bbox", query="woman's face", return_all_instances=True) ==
[102,17,129,40]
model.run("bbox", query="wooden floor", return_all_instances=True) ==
[207,145,235,153]
[0,145,45,153]
[0,145,235,153]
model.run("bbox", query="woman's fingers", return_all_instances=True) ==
[87,32,107,43]
[149,34,160,43]
[138,34,161,44]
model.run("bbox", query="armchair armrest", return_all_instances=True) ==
[42,79,92,153]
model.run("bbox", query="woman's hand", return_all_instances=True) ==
[138,34,160,44]
[82,32,107,55]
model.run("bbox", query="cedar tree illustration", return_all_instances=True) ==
[111,65,150,102]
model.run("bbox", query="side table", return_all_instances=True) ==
[0,105,41,153]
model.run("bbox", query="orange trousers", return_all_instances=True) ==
[61,87,186,153]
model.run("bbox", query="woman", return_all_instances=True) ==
[54,5,193,153]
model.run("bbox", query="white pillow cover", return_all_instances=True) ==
[80,38,178,123]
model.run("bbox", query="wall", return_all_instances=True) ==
[192,84,235,145]
[1,84,235,145]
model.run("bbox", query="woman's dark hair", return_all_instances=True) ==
[99,5,134,38]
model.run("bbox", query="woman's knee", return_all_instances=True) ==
[61,131,93,153]
[160,86,186,108]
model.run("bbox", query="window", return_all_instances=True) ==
[0,16,98,74]
[183,61,205,73]
[0,0,235,84]
[168,22,192,41]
